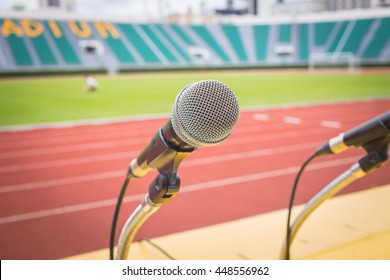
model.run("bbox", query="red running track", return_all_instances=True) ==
[0,99,389,259]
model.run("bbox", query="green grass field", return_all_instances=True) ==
[0,71,389,126]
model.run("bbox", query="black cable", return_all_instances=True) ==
[285,153,317,260]
[109,174,133,260]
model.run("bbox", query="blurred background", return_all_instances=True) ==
[0,0,389,260]
[0,0,389,74]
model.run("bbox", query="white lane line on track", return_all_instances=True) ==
[2,99,382,149]
[0,142,321,194]
[0,152,137,173]
[0,131,148,149]
[0,130,327,173]
[252,113,343,129]
[0,113,170,132]
[252,114,269,121]
[0,170,124,194]
[0,139,140,160]
[0,119,319,151]
[0,156,361,225]
[283,116,302,125]
[320,120,342,129]
[0,196,145,226]
[184,142,319,167]
[0,127,330,163]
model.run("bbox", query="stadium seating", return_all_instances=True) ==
[298,23,309,61]
[139,24,178,63]
[253,25,269,62]
[44,21,81,65]
[221,24,248,62]
[0,15,389,73]
[313,21,335,47]
[362,17,390,60]
[191,25,231,62]
[153,24,192,63]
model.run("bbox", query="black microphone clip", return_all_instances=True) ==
[148,172,181,205]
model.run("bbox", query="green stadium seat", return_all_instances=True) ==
[27,20,57,65]
[154,24,192,62]
[191,25,230,62]
[98,23,136,64]
[221,24,248,62]
[1,16,389,72]
[170,24,195,46]
[139,24,178,63]
[342,19,373,54]
[314,21,335,47]
[104,36,137,64]
[44,21,81,65]
[253,25,269,62]
[0,19,33,66]
[327,21,348,53]
[298,24,309,61]
[118,24,161,63]
[362,17,390,59]
[278,24,291,43]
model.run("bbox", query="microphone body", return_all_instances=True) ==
[129,80,240,178]
[316,111,390,156]
[129,121,195,178]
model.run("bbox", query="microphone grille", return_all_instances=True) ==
[171,80,239,147]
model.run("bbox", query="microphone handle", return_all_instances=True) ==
[343,111,390,147]
[130,125,195,178]
[315,111,390,156]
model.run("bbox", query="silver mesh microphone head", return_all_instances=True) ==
[170,80,240,147]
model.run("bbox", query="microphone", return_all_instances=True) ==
[129,80,240,178]
[316,110,390,156]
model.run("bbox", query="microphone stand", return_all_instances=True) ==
[281,143,388,260]
[116,172,180,260]
[115,153,185,260]
[115,194,159,260]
